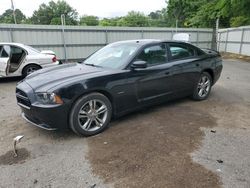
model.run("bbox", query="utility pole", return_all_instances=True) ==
[11,0,17,24]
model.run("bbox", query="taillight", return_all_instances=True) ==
[52,56,57,63]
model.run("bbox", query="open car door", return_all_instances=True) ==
[0,45,11,77]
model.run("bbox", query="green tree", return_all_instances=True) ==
[116,11,149,27]
[166,0,208,27]
[148,10,163,20]
[187,0,250,28]
[99,18,119,26]
[80,15,99,26]
[229,0,250,27]
[148,8,169,27]
[230,16,250,27]
[166,0,190,27]
[30,0,78,25]
[0,9,26,24]
[187,1,218,28]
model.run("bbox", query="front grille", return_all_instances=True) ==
[16,88,31,108]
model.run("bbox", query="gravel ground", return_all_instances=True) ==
[0,59,250,188]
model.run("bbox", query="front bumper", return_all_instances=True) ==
[21,112,57,130]
[20,103,70,130]
[16,81,70,131]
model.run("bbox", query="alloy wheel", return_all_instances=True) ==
[77,99,108,132]
[26,67,37,75]
[197,75,211,98]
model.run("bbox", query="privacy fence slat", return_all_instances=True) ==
[0,24,213,61]
[218,26,250,56]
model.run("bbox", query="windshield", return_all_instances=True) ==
[84,42,140,69]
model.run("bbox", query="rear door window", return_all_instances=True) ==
[169,44,195,60]
[11,46,24,54]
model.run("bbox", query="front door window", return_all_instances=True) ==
[136,44,167,66]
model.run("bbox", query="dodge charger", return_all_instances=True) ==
[16,40,222,136]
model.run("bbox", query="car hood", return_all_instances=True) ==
[24,63,108,92]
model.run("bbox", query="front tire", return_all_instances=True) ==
[69,93,112,136]
[192,72,212,101]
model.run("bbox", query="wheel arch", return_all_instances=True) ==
[21,63,42,75]
[69,89,115,120]
[202,68,214,84]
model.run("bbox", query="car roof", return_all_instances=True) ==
[112,39,191,46]
[0,40,191,47]
[0,42,42,55]
[0,42,26,46]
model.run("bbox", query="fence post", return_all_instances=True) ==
[61,15,67,62]
[239,28,245,55]
[196,30,199,47]
[105,29,108,44]
[61,27,67,61]
[225,29,229,52]
[218,32,221,52]
[9,28,14,42]
[141,29,144,39]
[215,18,219,50]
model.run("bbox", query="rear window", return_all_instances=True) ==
[197,49,205,56]
[169,44,195,60]
[24,45,40,54]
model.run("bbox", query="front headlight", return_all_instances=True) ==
[36,93,63,104]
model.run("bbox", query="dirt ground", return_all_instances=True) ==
[0,59,250,188]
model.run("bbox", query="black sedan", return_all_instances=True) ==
[16,40,222,136]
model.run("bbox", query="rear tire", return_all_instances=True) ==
[69,93,112,136]
[192,72,212,101]
[22,64,41,77]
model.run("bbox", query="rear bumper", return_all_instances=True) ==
[213,64,223,84]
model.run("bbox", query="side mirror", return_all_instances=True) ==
[131,61,147,69]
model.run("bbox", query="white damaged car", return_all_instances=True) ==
[0,43,59,77]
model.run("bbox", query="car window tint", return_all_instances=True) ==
[197,49,205,56]
[1,46,9,58]
[11,46,23,54]
[169,44,195,60]
[137,44,167,66]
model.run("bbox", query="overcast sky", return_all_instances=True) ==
[1,0,166,18]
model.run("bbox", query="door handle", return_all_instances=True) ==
[196,63,200,67]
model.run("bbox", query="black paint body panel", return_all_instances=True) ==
[16,40,223,130]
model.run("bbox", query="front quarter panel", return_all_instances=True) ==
[53,70,132,116]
